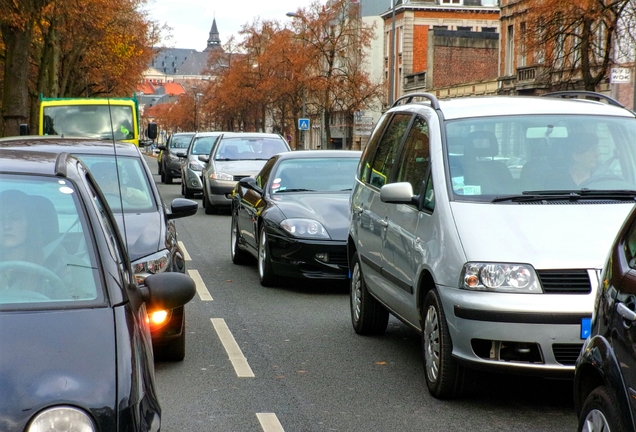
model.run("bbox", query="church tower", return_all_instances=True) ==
[205,18,222,51]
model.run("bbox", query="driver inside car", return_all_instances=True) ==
[0,190,74,299]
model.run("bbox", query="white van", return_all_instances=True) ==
[347,92,636,399]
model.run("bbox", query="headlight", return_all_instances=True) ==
[132,249,170,284]
[188,159,204,171]
[280,218,331,239]
[208,171,234,181]
[28,406,95,432]
[460,262,542,293]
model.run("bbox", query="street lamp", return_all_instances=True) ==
[286,11,308,150]
[191,87,203,131]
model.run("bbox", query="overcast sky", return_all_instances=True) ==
[145,0,317,51]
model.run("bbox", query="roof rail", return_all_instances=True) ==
[391,92,440,110]
[541,90,624,108]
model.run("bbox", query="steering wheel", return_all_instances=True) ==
[579,174,635,189]
[0,261,67,299]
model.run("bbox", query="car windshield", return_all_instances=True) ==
[215,137,289,161]
[446,114,636,201]
[78,155,155,213]
[0,174,103,309]
[271,157,359,193]
[171,135,193,149]
[42,104,134,140]
[191,136,219,155]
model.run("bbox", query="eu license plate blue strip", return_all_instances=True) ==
[581,317,592,339]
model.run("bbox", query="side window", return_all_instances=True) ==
[369,113,412,188]
[256,157,276,188]
[396,116,430,193]
[359,112,390,182]
[423,172,435,212]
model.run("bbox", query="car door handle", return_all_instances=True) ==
[378,218,389,227]
[617,302,636,322]
[352,205,363,215]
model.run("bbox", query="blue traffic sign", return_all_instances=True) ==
[299,118,310,131]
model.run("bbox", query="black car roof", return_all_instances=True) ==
[0,148,76,177]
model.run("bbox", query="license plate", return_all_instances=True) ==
[581,317,592,339]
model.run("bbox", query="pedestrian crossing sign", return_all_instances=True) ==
[299,118,310,131]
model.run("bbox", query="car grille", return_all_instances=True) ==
[536,270,591,294]
[552,343,583,365]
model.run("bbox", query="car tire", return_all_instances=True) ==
[350,252,389,335]
[422,289,475,399]
[158,162,162,176]
[165,172,173,185]
[231,212,251,264]
[258,226,277,287]
[578,386,628,432]
[182,180,194,199]
[203,189,215,214]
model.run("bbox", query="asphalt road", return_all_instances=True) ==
[145,155,579,432]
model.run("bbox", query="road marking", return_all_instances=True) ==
[188,269,213,301]
[179,241,191,260]
[256,413,285,432]
[211,318,255,377]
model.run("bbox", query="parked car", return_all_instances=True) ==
[231,150,361,286]
[347,91,636,399]
[574,202,636,432]
[179,131,222,198]
[157,132,195,184]
[0,136,199,361]
[200,132,291,214]
[0,148,196,431]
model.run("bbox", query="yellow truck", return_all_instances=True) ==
[39,96,141,146]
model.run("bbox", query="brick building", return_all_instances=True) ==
[380,0,500,104]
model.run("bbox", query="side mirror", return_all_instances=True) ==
[175,151,187,158]
[147,122,158,140]
[19,124,30,135]
[157,145,167,151]
[143,272,196,311]
[198,155,210,163]
[380,182,417,205]
[167,198,199,220]
[239,177,262,194]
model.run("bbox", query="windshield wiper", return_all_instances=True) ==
[492,189,636,203]
[276,188,315,193]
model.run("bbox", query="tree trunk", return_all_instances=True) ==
[1,20,33,137]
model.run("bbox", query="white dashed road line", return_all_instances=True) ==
[188,269,213,301]
[256,413,285,432]
[210,318,255,378]
[179,241,191,261]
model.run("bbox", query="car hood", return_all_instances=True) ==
[115,212,163,262]
[450,202,634,269]
[272,193,351,241]
[214,160,268,176]
[0,307,117,429]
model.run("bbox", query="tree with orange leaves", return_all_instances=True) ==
[522,0,633,91]
[0,0,159,136]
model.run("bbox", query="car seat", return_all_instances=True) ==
[462,130,513,195]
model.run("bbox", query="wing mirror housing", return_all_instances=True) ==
[238,177,262,194]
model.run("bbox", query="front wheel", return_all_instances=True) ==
[349,252,389,335]
[578,386,627,432]
[422,289,475,399]
[231,212,251,265]
[258,227,277,287]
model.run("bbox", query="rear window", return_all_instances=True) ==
[215,137,290,161]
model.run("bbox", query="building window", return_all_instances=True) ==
[505,24,514,76]
[457,26,472,31]
[518,22,526,68]
[441,0,461,4]
[481,27,497,33]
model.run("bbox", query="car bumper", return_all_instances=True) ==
[207,181,238,206]
[438,285,594,377]
[267,233,349,280]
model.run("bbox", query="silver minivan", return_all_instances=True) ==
[348,92,636,399]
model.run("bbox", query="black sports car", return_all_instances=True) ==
[230,150,361,286]
[0,149,195,431]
